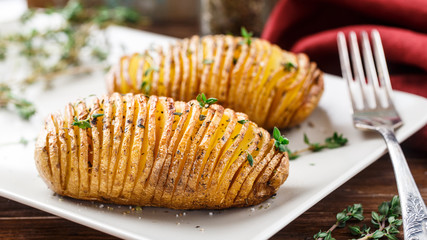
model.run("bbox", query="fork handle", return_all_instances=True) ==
[378,126,427,239]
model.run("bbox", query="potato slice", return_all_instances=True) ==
[99,96,113,198]
[35,94,289,209]
[199,36,215,95]
[120,95,147,200]
[65,104,80,197]
[152,101,189,204]
[46,115,61,194]
[188,36,201,99]
[160,101,201,205]
[75,101,90,198]
[179,38,191,101]
[110,94,135,198]
[88,97,103,198]
[217,36,235,102]
[227,39,249,109]
[171,44,182,100]
[287,69,324,127]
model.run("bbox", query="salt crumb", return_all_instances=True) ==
[209,212,213,216]
[176,214,179,218]
[250,208,255,212]
[99,204,104,208]
[176,222,180,225]
[183,212,186,216]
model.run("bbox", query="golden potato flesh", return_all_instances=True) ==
[106,35,324,129]
[35,94,289,209]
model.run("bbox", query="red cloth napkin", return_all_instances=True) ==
[262,0,427,152]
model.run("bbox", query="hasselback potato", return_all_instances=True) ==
[106,35,324,129]
[35,93,289,209]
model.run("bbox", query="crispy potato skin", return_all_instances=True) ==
[106,36,324,129]
[35,94,289,209]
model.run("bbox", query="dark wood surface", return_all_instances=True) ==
[1,22,426,240]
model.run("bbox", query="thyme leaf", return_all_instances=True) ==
[237,119,249,124]
[196,93,217,108]
[247,153,254,167]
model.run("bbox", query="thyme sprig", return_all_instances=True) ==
[196,93,218,108]
[283,62,297,71]
[240,27,253,46]
[314,196,401,240]
[0,84,36,120]
[314,203,364,240]
[0,0,142,119]
[238,119,249,124]
[272,127,290,153]
[72,113,104,129]
[286,132,347,160]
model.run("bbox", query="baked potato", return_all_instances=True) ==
[106,35,324,129]
[35,93,289,209]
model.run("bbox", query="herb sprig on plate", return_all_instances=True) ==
[282,131,347,160]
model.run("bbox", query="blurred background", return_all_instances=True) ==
[22,0,278,37]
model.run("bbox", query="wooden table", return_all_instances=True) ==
[1,22,426,240]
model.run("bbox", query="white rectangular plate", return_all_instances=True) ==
[1,26,427,240]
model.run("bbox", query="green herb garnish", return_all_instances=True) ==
[0,0,141,119]
[0,84,36,120]
[272,127,290,153]
[238,119,249,124]
[71,113,103,129]
[247,153,254,167]
[72,116,91,129]
[92,113,104,119]
[283,62,297,71]
[196,93,218,108]
[173,112,183,116]
[304,132,347,152]
[286,132,348,160]
[314,196,401,240]
[240,27,253,46]
[199,114,206,121]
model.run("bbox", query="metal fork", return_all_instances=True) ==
[337,30,427,239]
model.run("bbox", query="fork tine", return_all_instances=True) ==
[371,30,394,107]
[337,32,358,110]
[349,32,370,108]
[360,31,382,107]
